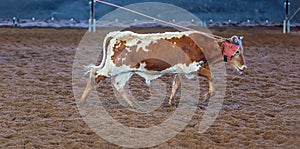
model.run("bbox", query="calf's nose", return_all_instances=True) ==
[241,65,247,70]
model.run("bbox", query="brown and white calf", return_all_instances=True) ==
[80,31,247,107]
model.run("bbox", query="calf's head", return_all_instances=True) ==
[223,36,247,74]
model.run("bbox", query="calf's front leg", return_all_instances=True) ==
[198,67,215,99]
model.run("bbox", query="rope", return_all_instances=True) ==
[289,7,300,22]
[95,0,229,40]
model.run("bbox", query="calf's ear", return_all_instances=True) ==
[230,35,239,44]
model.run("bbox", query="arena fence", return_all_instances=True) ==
[1,0,299,33]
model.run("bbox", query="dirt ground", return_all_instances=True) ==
[0,26,299,148]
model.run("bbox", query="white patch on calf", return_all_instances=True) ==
[162,61,203,75]
[133,63,162,85]
[136,40,155,52]
[121,57,126,63]
[113,72,133,90]
[126,47,132,52]
[135,72,162,86]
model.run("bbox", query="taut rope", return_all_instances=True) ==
[95,0,229,40]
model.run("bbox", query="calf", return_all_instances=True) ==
[80,31,246,107]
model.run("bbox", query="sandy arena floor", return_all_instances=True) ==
[0,27,299,148]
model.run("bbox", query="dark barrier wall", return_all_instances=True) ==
[0,0,299,23]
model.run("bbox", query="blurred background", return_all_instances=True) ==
[0,0,299,24]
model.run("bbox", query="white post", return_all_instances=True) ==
[88,18,92,32]
[89,0,96,32]
[283,0,289,33]
[13,17,20,27]
[287,20,290,33]
[93,18,96,32]
[283,20,286,33]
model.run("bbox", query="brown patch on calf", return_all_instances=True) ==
[133,63,140,69]
[217,40,225,53]
[111,40,127,63]
[188,33,223,65]
[165,35,206,63]
[114,45,142,69]
[95,75,106,83]
[141,58,172,71]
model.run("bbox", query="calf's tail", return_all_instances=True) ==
[80,64,98,106]
[80,32,118,106]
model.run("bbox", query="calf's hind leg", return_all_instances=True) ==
[112,73,137,107]
[80,74,106,106]
[80,79,93,106]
